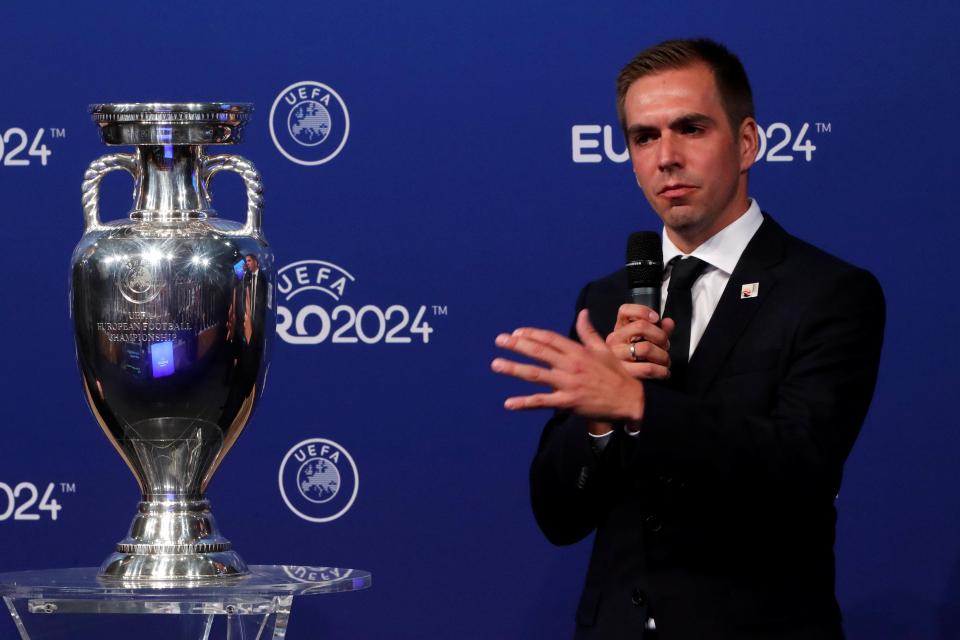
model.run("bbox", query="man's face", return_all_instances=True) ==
[245,256,258,272]
[623,63,756,249]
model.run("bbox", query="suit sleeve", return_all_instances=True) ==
[529,282,630,545]
[530,266,885,545]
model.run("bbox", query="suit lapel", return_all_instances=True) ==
[684,215,787,396]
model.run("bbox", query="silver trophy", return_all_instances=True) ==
[70,103,273,582]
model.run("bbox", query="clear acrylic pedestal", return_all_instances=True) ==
[0,565,370,639]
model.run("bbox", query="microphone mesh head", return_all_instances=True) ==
[625,231,663,288]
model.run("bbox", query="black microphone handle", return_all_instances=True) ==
[626,286,660,314]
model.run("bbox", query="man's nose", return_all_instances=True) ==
[657,133,683,171]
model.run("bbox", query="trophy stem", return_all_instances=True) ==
[130,145,213,219]
[98,498,249,582]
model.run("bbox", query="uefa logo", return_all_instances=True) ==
[279,438,359,523]
[276,258,442,346]
[282,565,355,583]
[119,257,164,304]
[270,81,350,166]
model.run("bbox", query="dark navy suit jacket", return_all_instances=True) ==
[530,215,885,640]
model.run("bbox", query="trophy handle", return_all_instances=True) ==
[80,153,139,232]
[201,154,264,236]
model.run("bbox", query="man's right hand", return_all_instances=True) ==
[587,304,675,436]
[605,304,675,380]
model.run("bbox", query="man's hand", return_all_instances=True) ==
[604,304,675,380]
[491,309,645,423]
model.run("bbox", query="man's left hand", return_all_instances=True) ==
[491,309,645,423]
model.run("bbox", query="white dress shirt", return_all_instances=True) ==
[661,198,763,360]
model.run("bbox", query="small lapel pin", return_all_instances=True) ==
[740,282,759,299]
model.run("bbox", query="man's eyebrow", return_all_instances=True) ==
[626,112,716,136]
[670,113,715,128]
[625,123,658,137]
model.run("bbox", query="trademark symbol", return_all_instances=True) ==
[432,305,448,316]
[815,122,832,134]
[50,128,67,138]
[59,482,76,493]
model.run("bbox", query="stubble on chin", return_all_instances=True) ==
[659,203,703,234]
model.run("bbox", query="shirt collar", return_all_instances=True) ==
[661,198,764,276]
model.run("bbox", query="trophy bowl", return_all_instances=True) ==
[70,103,274,582]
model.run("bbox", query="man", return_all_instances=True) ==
[242,254,265,345]
[492,39,884,639]
[221,252,269,426]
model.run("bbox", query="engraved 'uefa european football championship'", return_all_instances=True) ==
[70,103,274,582]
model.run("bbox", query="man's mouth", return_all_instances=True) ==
[659,184,696,198]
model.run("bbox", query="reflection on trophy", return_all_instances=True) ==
[70,103,274,582]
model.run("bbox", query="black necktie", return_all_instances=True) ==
[662,256,708,387]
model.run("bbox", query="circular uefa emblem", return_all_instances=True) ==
[119,258,164,304]
[279,438,358,522]
[270,81,350,166]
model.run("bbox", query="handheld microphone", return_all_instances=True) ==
[625,231,663,312]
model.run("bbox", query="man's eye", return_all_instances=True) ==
[681,125,704,135]
[633,134,653,145]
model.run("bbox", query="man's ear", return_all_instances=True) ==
[738,117,759,172]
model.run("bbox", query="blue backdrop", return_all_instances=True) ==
[0,1,958,638]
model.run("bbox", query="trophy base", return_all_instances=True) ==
[98,498,249,583]
[98,549,249,584]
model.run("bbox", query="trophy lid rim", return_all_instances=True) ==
[89,103,254,116]
[89,103,254,145]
